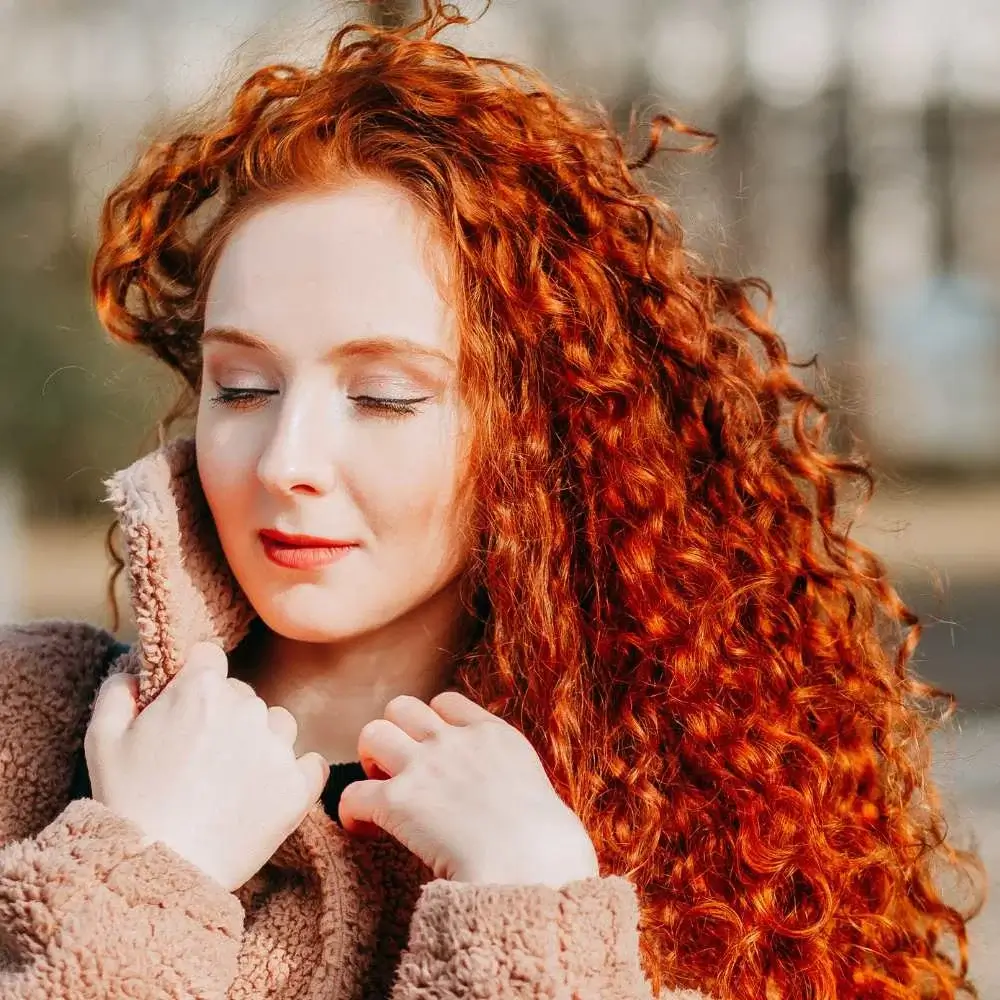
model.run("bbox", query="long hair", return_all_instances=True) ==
[91,3,985,997]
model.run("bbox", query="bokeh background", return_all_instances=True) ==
[0,0,997,987]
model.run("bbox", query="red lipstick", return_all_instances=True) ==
[259,529,359,570]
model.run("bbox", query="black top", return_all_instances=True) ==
[320,761,368,821]
[67,641,368,826]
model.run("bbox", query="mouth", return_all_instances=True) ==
[258,529,360,570]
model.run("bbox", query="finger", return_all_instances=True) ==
[357,718,419,777]
[296,751,330,804]
[383,695,447,741]
[267,705,298,745]
[226,677,262,703]
[181,641,229,679]
[360,758,392,781]
[87,671,140,748]
[428,690,496,726]
[338,779,387,837]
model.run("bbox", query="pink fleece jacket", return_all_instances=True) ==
[0,438,711,1000]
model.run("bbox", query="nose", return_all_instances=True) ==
[256,388,335,497]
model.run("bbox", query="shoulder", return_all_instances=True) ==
[0,621,121,724]
[0,620,123,843]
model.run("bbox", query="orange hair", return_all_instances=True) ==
[91,3,985,997]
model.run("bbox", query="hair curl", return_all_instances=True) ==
[92,3,986,997]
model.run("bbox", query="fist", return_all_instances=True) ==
[84,642,329,892]
[339,691,599,887]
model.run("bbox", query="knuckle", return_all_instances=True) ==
[384,694,410,714]
[479,715,508,738]
[432,725,459,754]
[380,777,406,810]
[226,677,254,697]
[176,662,217,692]
[246,695,270,721]
[189,640,225,662]
[428,691,455,711]
[227,679,265,712]
[359,718,388,744]
[269,705,298,732]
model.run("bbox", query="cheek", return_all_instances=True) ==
[365,418,470,552]
[195,415,256,521]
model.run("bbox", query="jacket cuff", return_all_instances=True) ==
[24,797,245,943]
[394,874,651,1000]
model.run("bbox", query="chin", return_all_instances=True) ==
[249,587,376,643]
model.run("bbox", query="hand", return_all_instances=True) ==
[338,691,599,887]
[84,641,329,893]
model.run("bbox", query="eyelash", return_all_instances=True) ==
[209,387,431,417]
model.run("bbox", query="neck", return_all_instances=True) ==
[231,579,477,764]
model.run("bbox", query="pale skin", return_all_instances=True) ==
[85,179,599,893]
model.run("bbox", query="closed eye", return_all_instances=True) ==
[210,386,432,418]
[210,386,278,410]
[350,395,432,417]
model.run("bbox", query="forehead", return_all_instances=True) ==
[203,180,456,359]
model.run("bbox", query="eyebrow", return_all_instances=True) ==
[202,325,456,368]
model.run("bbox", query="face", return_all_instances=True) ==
[196,180,472,642]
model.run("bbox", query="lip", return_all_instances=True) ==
[259,529,359,570]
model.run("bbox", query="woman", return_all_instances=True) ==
[0,3,984,998]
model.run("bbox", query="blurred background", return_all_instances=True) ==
[0,0,997,987]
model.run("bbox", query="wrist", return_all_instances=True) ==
[460,830,600,887]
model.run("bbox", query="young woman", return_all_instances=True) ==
[0,3,984,999]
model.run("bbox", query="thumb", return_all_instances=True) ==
[86,670,140,749]
[175,640,230,682]
[296,751,331,806]
[338,779,387,838]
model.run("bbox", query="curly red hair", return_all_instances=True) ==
[91,3,986,997]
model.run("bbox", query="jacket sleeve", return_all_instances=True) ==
[390,875,712,1000]
[0,796,246,999]
[0,621,245,999]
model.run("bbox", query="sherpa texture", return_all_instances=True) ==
[0,438,712,1000]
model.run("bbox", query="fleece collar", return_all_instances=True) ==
[105,436,257,710]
